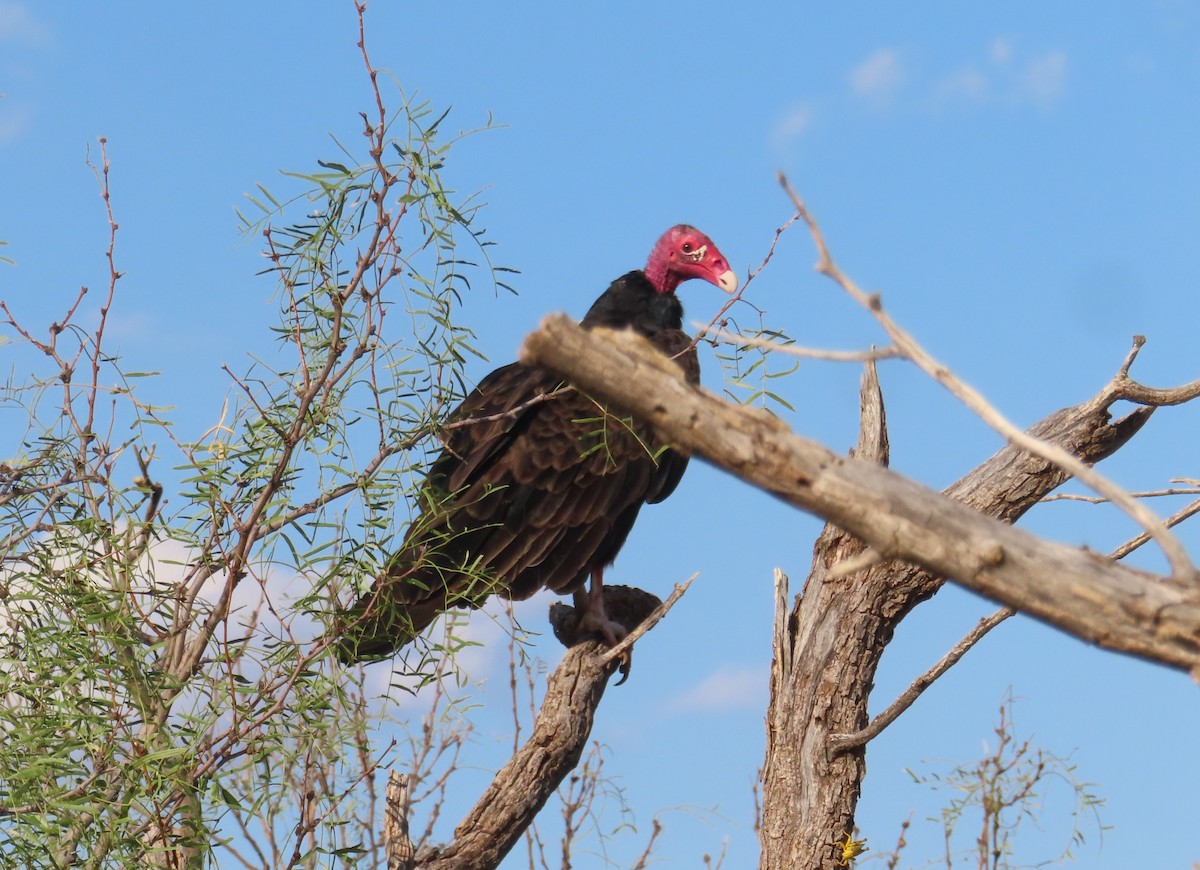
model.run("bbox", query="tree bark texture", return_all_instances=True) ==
[411,640,618,869]
[756,363,1151,868]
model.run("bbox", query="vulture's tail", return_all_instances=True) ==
[332,592,444,664]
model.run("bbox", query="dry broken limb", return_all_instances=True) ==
[522,316,1200,674]
[703,325,902,364]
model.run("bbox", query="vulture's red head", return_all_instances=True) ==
[644,225,738,295]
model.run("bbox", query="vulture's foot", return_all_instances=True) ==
[573,583,629,645]
[550,585,661,683]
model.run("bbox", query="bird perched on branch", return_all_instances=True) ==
[335,225,736,662]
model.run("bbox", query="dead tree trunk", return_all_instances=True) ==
[758,362,1147,868]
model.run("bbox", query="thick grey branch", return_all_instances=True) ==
[521,315,1200,675]
[408,588,661,870]
[779,173,1194,580]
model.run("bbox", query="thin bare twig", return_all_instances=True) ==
[777,172,1196,583]
[694,213,801,349]
[827,607,1015,756]
[1045,486,1200,504]
[599,572,700,665]
[827,547,884,580]
[700,326,902,363]
[1109,496,1200,562]
[629,818,665,870]
[442,387,570,431]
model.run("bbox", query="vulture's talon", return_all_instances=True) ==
[614,652,632,686]
[576,606,633,684]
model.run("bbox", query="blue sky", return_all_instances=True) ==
[3,2,1200,867]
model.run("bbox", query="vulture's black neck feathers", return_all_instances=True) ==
[580,271,683,335]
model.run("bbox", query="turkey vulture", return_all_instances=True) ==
[335,225,736,662]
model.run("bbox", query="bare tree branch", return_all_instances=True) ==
[411,642,618,870]
[599,572,699,666]
[520,316,1200,674]
[827,607,1015,756]
[1110,496,1200,562]
[778,173,1194,581]
[410,589,659,870]
[701,326,902,363]
[750,355,1149,868]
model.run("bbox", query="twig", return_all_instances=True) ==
[827,547,884,580]
[629,818,665,870]
[599,572,699,665]
[442,387,570,430]
[1107,337,1200,405]
[695,213,801,348]
[1110,496,1200,562]
[1044,486,1200,504]
[827,607,1015,756]
[777,172,1197,583]
[700,325,902,363]
[0,765,109,817]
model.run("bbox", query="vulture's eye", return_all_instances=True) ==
[681,243,693,253]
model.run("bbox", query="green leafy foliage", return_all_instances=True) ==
[0,34,513,867]
[712,310,799,412]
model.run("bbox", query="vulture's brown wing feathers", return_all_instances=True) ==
[334,261,715,663]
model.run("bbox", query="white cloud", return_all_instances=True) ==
[0,3,51,147]
[935,68,990,104]
[666,664,764,713]
[358,588,558,706]
[989,37,1013,65]
[0,2,50,46]
[0,100,32,144]
[1020,50,1068,108]
[932,42,1067,111]
[770,103,816,150]
[850,49,905,104]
